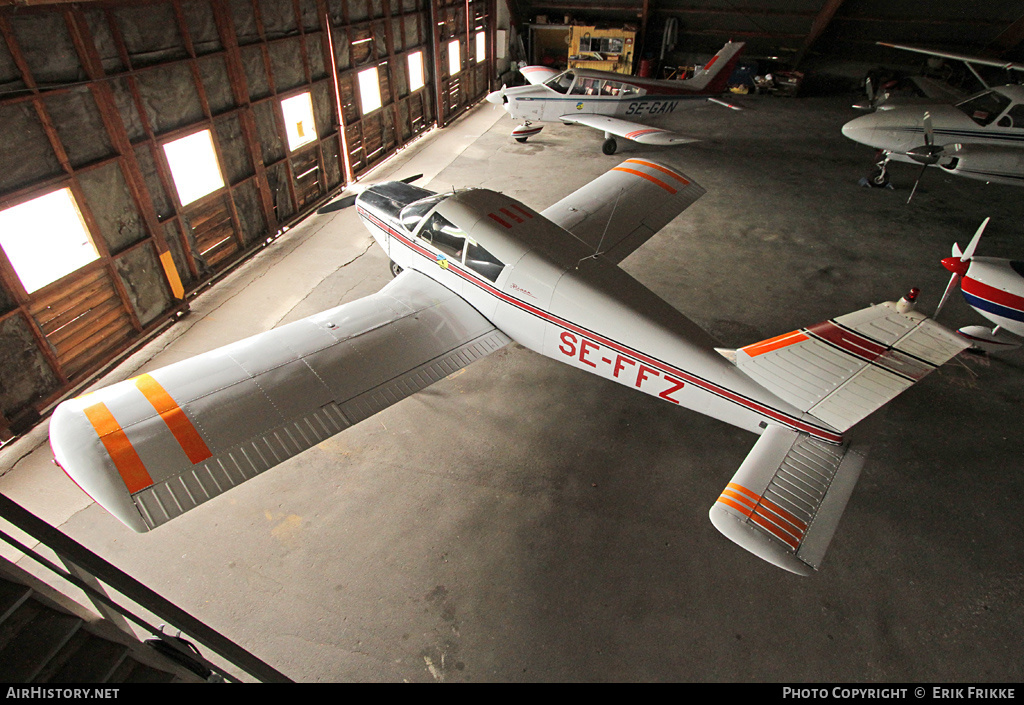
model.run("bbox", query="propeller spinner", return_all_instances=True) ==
[935,217,989,316]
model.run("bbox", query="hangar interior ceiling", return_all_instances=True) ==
[1,0,1024,444]
[506,1,1024,69]
[0,0,497,441]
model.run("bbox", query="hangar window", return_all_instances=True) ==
[448,40,461,76]
[476,32,486,62]
[0,188,99,294]
[956,90,1012,126]
[358,67,383,115]
[408,51,425,92]
[281,92,318,151]
[163,130,225,207]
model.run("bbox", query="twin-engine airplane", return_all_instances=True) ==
[49,159,969,576]
[936,217,1024,352]
[485,41,745,155]
[842,42,1024,199]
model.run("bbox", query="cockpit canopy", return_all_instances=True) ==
[398,192,506,282]
[542,71,644,98]
[955,88,1024,127]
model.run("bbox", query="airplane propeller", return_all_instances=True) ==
[935,216,989,316]
[905,112,963,203]
[316,174,424,214]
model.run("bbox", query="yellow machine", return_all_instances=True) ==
[567,26,635,74]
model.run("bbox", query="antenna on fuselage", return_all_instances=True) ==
[575,187,624,268]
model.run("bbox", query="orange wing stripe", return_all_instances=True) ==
[623,159,690,185]
[82,403,154,494]
[611,167,677,194]
[741,331,808,357]
[135,374,213,464]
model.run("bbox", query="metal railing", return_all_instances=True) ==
[0,493,292,683]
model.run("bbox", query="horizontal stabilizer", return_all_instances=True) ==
[733,301,969,433]
[709,424,867,575]
[540,158,705,264]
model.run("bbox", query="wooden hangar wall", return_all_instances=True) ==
[0,0,498,441]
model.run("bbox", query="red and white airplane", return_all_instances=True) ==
[49,159,968,576]
[937,217,1024,352]
[485,42,745,154]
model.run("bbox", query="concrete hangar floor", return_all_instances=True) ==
[2,92,1023,683]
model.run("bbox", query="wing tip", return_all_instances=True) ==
[709,504,815,577]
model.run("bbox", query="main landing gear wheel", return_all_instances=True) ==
[602,137,618,155]
[389,260,403,277]
[515,137,528,143]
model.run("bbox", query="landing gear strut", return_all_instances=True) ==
[868,153,890,187]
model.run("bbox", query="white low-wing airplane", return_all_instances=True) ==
[936,217,1024,352]
[842,42,1024,198]
[485,42,745,155]
[49,159,969,576]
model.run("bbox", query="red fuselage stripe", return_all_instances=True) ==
[359,207,843,443]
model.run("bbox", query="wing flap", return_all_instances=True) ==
[540,158,706,264]
[559,114,699,145]
[734,301,969,433]
[709,424,867,575]
[50,271,510,531]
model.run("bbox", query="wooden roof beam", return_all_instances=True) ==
[794,0,847,68]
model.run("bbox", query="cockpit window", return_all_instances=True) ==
[414,211,506,280]
[956,90,1012,126]
[418,213,467,260]
[545,71,575,94]
[465,241,505,282]
[399,194,447,232]
[997,103,1024,128]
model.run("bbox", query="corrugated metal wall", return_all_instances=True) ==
[0,0,496,440]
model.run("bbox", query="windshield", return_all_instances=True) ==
[398,194,449,232]
[544,71,575,94]
[956,90,1012,126]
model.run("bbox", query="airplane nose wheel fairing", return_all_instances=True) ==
[512,123,543,143]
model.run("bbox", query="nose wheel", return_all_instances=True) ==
[867,153,890,187]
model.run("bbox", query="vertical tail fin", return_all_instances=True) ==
[678,41,745,93]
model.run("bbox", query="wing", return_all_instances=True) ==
[729,299,969,433]
[540,158,706,264]
[519,65,560,85]
[878,41,1024,74]
[709,425,867,576]
[50,271,511,532]
[559,114,700,146]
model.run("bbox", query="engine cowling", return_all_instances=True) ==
[939,144,1024,186]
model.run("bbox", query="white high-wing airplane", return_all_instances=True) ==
[49,159,969,576]
[485,42,745,155]
[842,43,1024,198]
[936,217,1024,352]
